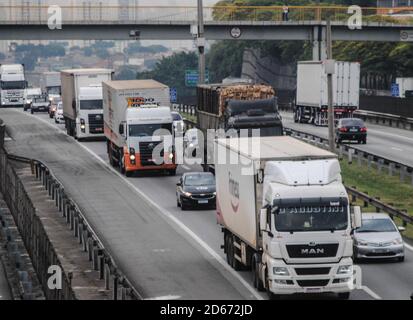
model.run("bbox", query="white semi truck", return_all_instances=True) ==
[103,80,177,176]
[215,136,362,299]
[294,61,360,126]
[43,71,62,100]
[61,68,113,139]
[0,64,27,108]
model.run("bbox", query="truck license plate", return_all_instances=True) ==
[198,200,208,204]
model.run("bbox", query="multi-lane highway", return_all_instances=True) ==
[1,109,413,300]
[281,112,413,167]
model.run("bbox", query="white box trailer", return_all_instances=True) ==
[215,136,362,299]
[396,77,413,98]
[61,68,113,139]
[103,80,177,176]
[295,61,360,126]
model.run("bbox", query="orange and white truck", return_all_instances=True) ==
[103,80,177,176]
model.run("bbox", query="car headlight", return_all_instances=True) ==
[27,100,32,104]
[169,153,174,160]
[337,265,353,275]
[273,267,289,276]
[80,124,86,129]
[392,238,403,245]
[355,239,368,246]
[184,192,192,197]
[189,143,194,148]
[213,192,216,195]
[130,155,136,161]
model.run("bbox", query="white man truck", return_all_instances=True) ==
[215,136,362,299]
[61,68,113,139]
[103,80,177,177]
[0,64,27,108]
[294,61,360,126]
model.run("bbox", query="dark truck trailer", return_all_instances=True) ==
[196,83,283,172]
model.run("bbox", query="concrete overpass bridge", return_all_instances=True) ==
[0,4,412,60]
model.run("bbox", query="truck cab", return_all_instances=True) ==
[260,160,358,299]
[0,64,27,108]
[76,86,105,136]
[117,105,176,176]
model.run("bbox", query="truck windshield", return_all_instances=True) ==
[129,123,173,137]
[47,87,61,95]
[274,205,348,232]
[80,99,103,110]
[1,81,26,90]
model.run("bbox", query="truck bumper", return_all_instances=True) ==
[125,152,177,173]
[267,257,355,295]
[76,123,105,139]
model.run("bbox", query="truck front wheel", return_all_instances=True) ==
[266,273,281,300]
[252,254,264,291]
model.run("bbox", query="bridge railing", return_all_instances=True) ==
[0,5,412,25]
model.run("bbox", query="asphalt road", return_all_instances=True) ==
[3,109,413,300]
[0,262,11,300]
[281,111,413,167]
[0,109,254,300]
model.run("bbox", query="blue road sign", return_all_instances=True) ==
[170,87,178,103]
[391,83,400,97]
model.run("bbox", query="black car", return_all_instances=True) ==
[176,172,216,211]
[335,118,367,144]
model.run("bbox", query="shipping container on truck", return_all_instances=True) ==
[396,77,413,98]
[103,79,177,176]
[43,71,62,98]
[215,136,362,300]
[294,61,360,126]
[0,64,27,108]
[61,68,113,139]
[196,83,283,173]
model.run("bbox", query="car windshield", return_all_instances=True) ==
[356,218,396,233]
[1,81,26,90]
[47,87,61,95]
[80,99,103,110]
[184,174,215,186]
[172,113,182,121]
[57,104,63,110]
[128,123,172,137]
[341,119,364,127]
[274,204,348,232]
[34,97,47,103]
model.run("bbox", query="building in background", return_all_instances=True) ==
[377,0,412,7]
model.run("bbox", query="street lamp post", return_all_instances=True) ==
[197,0,206,85]
[326,19,335,152]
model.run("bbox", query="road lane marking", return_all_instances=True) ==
[361,286,382,300]
[19,110,389,301]
[404,242,413,252]
[391,147,404,152]
[19,110,263,299]
[78,142,264,300]
[182,165,191,171]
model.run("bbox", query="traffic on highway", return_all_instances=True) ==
[0,1,412,315]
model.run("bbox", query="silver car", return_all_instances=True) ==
[353,213,405,262]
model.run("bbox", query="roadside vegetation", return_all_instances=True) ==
[340,160,413,239]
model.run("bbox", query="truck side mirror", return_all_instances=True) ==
[352,206,362,229]
[119,123,124,135]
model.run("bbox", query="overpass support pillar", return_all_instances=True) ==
[312,25,327,61]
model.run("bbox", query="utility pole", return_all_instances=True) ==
[326,19,335,152]
[197,0,206,85]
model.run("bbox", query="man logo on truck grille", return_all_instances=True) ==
[229,172,240,213]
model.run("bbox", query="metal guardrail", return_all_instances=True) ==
[0,4,411,25]
[3,149,142,300]
[181,117,413,229]
[354,109,413,131]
